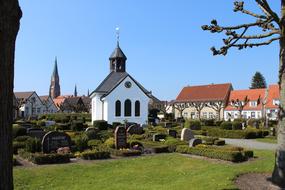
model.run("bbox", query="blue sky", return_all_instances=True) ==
[15,0,280,100]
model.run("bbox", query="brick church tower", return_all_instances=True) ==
[49,57,61,99]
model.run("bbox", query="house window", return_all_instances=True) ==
[115,100,121,117]
[190,112,195,119]
[183,112,188,117]
[135,101,140,117]
[124,99,131,117]
[242,112,247,119]
[209,112,214,119]
[37,108,41,113]
[202,112,207,119]
[250,101,257,107]
[251,112,256,118]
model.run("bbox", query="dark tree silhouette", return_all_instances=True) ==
[0,0,22,189]
[202,0,285,187]
[250,71,267,89]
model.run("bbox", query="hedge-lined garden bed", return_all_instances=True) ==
[204,127,269,139]
[78,149,111,160]
[176,145,253,162]
[18,150,70,165]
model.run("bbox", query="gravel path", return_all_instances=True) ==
[222,138,277,150]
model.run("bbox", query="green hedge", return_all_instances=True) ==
[214,139,226,146]
[176,145,252,162]
[112,149,142,157]
[206,128,268,139]
[79,150,111,160]
[12,126,27,138]
[18,150,70,165]
[220,121,232,130]
[93,120,108,130]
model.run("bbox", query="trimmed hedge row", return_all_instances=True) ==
[206,128,269,139]
[18,150,70,165]
[176,145,253,162]
[112,149,142,157]
[79,150,111,160]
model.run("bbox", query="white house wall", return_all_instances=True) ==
[91,93,104,122]
[104,76,149,125]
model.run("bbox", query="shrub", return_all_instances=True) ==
[201,137,219,145]
[201,119,215,126]
[214,120,223,127]
[262,130,269,137]
[25,138,41,153]
[232,121,243,130]
[151,145,169,153]
[247,119,261,128]
[14,135,31,142]
[87,140,102,148]
[112,122,121,129]
[85,130,98,140]
[80,149,110,160]
[12,126,27,138]
[104,137,115,148]
[220,121,232,130]
[37,120,46,127]
[13,141,26,154]
[192,130,207,136]
[176,145,248,162]
[214,139,226,146]
[57,123,71,131]
[112,149,142,157]
[206,128,266,139]
[74,135,89,151]
[244,150,254,159]
[188,120,201,130]
[18,150,70,164]
[93,120,108,130]
[71,121,84,131]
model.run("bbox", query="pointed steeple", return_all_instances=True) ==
[87,89,90,97]
[109,28,127,73]
[49,57,61,99]
[74,84,78,97]
[53,57,59,78]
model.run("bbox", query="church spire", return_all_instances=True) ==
[53,56,59,78]
[109,27,127,73]
[74,84,78,97]
[49,57,61,99]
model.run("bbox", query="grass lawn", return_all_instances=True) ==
[256,136,277,144]
[14,150,275,190]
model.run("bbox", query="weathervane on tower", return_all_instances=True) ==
[116,27,120,44]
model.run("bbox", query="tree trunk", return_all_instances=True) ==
[216,108,221,121]
[272,1,285,187]
[0,1,21,189]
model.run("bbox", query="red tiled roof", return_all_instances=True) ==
[266,84,280,109]
[225,88,266,111]
[176,83,232,102]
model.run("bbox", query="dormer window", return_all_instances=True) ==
[249,101,257,107]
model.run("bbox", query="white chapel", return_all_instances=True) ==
[90,40,153,125]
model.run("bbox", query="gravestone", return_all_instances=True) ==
[27,128,46,140]
[153,134,166,142]
[168,129,177,138]
[180,128,194,141]
[165,122,172,128]
[115,126,127,149]
[85,127,97,132]
[125,122,138,129]
[127,125,144,135]
[42,131,71,153]
[189,138,202,147]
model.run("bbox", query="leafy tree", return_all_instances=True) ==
[0,0,22,189]
[202,0,285,187]
[250,71,267,89]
